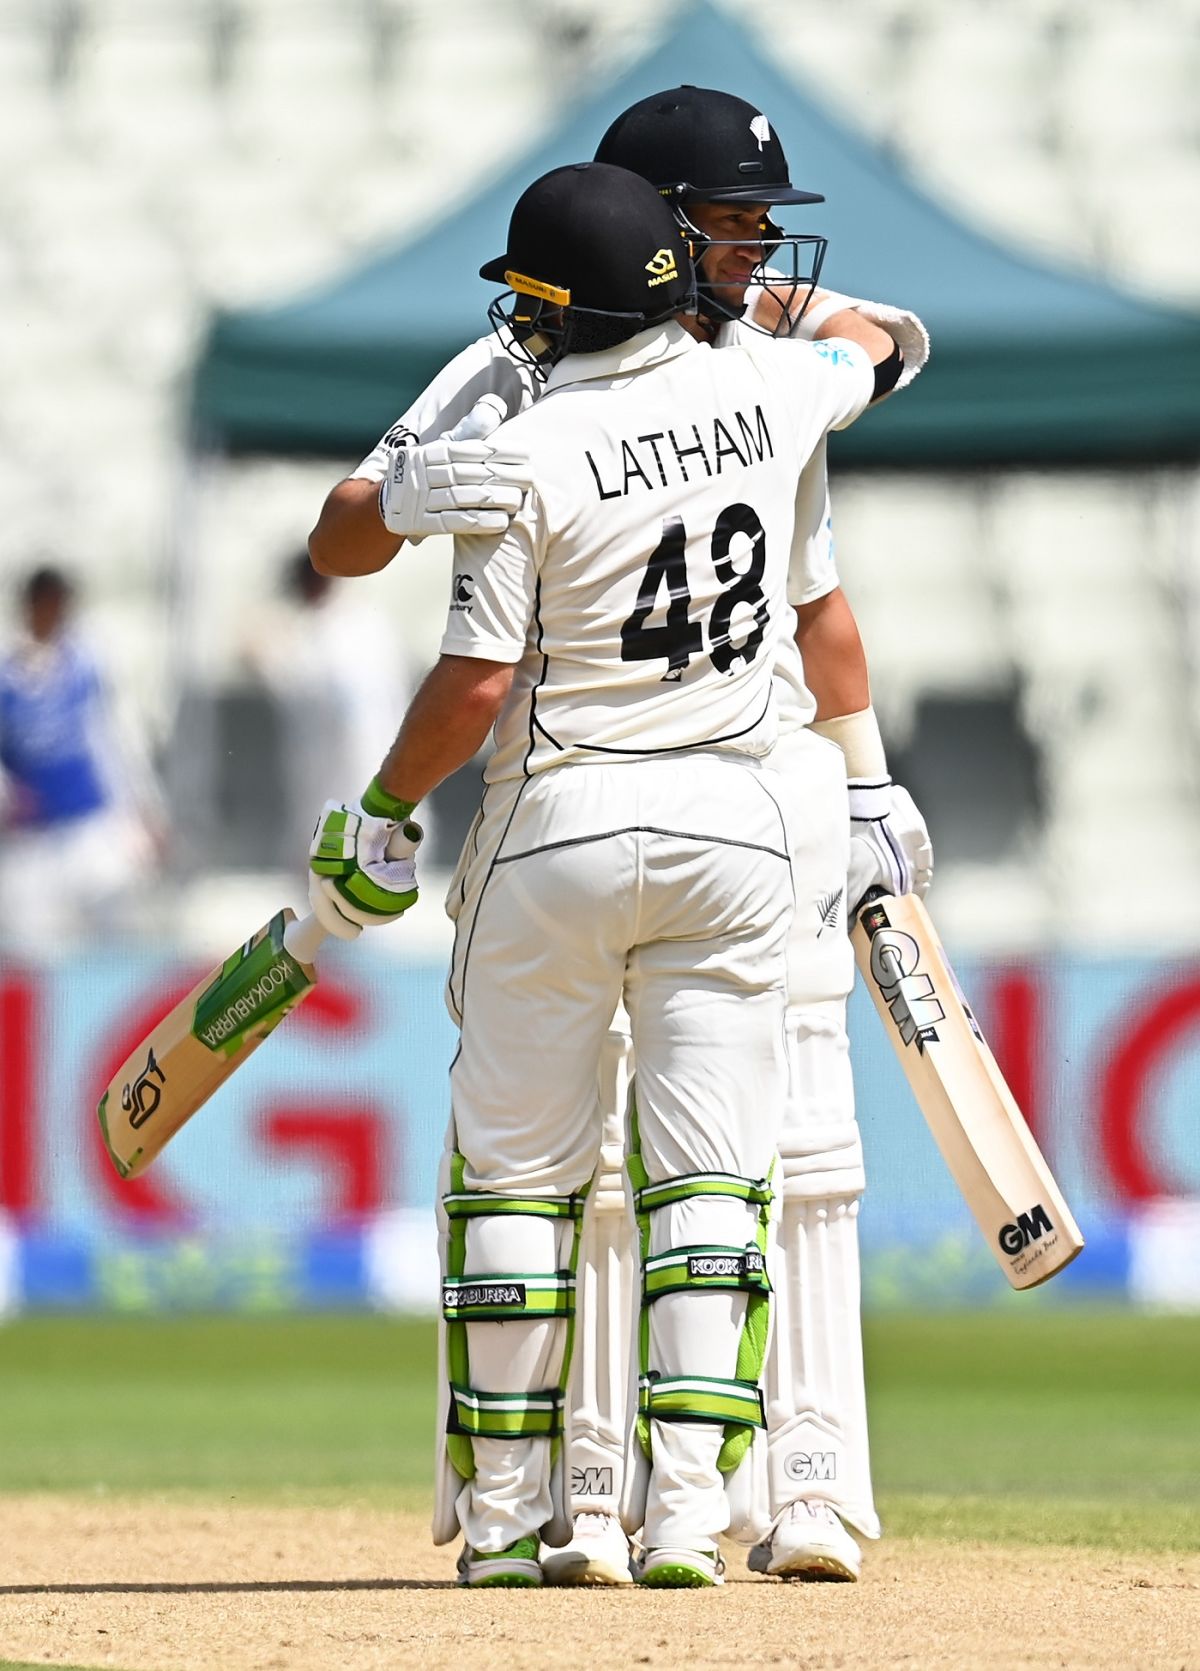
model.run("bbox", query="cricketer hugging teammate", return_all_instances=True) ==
[101,83,1081,1593]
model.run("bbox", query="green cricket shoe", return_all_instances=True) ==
[635,1546,725,1588]
[457,1535,543,1588]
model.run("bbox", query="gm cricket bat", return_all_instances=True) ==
[851,889,1083,1289]
[97,909,327,1179]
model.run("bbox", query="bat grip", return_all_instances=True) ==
[852,883,891,919]
[283,912,328,965]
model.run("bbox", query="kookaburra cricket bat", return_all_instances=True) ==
[97,909,327,1179]
[851,889,1083,1289]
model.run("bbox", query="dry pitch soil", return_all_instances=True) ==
[0,1497,1197,1671]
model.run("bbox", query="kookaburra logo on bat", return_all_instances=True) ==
[122,1047,167,1128]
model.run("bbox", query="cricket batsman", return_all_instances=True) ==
[307,159,913,1584]
[309,88,932,1584]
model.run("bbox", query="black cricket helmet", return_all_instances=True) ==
[594,85,827,334]
[480,161,696,375]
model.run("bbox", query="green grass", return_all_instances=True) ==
[0,1310,1197,1552]
[0,1315,437,1506]
[863,1310,1200,1550]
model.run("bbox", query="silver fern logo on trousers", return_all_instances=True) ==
[817,887,843,936]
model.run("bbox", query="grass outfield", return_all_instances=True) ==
[0,1309,1196,1553]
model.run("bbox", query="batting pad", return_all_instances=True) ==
[434,1153,584,1552]
[764,1190,880,1539]
[621,1113,774,1548]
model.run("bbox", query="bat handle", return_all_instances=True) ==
[284,912,328,966]
[851,883,891,918]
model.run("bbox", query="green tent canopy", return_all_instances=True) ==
[190,2,1200,468]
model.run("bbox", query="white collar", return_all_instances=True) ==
[544,319,702,391]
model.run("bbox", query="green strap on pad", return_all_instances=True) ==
[444,1191,583,1222]
[635,1173,773,1214]
[442,1272,575,1322]
[442,1153,586,1484]
[643,1244,769,1301]
[448,1385,564,1440]
[627,1106,774,1477]
[640,1373,766,1432]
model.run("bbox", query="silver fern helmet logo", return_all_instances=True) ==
[750,114,771,150]
[817,887,843,936]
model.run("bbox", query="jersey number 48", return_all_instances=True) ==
[620,503,769,683]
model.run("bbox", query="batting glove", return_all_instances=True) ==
[378,394,532,538]
[308,778,424,942]
[847,779,933,917]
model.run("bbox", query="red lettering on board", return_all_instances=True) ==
[258,1106,387,1218]
[1096,975,1200,1202]
[0,974,38,1215]
[988,968,1043,1146]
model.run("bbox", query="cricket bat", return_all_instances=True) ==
[97,908,327,1179]
[851,889,1083,1289]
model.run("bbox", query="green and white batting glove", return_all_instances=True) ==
[307,778,423,942]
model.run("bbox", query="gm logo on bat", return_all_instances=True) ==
[998,1203,1054,1257]
[868,928,946,1047]
[121,1046,167,1129]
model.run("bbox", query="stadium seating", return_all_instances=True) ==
[0,0,1196,950]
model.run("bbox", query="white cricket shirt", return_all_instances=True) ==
[440,322,872,783]
[351,325,842,615]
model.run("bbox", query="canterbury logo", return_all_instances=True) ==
[645,248,679,286]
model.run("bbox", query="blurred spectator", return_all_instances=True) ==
[0,566,164,956]
[242,552,418,872]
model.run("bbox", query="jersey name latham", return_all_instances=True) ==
[584,404,773,502]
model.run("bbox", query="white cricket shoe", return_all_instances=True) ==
[747,1500,862,1582]
[635,1546,725,1588]
[541,1512,634,1586]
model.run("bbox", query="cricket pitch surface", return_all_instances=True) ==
[1,1497,1197,1671]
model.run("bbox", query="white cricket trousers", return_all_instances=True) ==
[442,748,794,1554]
[560,728,879,1540]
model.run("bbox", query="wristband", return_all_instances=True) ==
[361,776,418,821]
[810,706,887,779]
[846,779,892,821]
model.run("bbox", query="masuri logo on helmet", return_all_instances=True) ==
[645,249,680,287]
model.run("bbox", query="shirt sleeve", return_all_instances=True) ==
[350,337,535,483]
[802,336,874,432]
[787,441,841,606]
[439,490,546,664]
